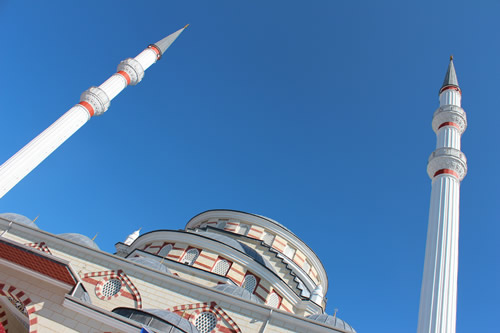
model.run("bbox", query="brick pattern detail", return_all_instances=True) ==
[223,221,240,233]
[254,281,271,303]
[169,302,240,333]
[0,303,7,333]
[293,250,306,267]
[247,226,264,240]
[279,297,293,313]
[81,270,142,308]
[310,266,319,284]
[0,240,76,286]
[193,250,218,271]
[271,235,287,252]
[226,262,246,285]
[24,242,52,255]
[0,283,39,333]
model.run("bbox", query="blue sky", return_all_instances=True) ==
[0,1,499,332]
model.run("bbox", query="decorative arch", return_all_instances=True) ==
[81,270,142,308]
[24,242,51,255]
[169,301,241,333]
[0,283,40,333]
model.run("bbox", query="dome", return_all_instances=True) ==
[142,309,199,333]
[127,257,171,274]
[196,231,275,272]
[0,213,39,229]
[214,283,263,304]
[306,314,356,332]
[58,233,100,250]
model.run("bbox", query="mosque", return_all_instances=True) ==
[0,26,466,333]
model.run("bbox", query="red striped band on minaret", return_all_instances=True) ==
[433,169,459,178]
[78,101,94,117]
[438,122,460,130]
[439,85,461,95]
[148,44,162,60]
[117,71,131,85]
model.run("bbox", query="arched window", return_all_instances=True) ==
[242,274,258,293]
[267,292,281,308]
[194,311,217,333]
[158,244,172,258]
[182,248,200,265]
[212,259,231,276]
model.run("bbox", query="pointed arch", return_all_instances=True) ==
[81,270,142,308]
[168,301,241,333]
[0,283,40,333]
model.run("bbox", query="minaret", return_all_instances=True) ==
[0,25,188,198]
[417,57,467,333]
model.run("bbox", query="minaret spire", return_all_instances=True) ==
[418,58,467,333]
[0,26,188,198]
[440,56,459,93]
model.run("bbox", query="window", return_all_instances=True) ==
[102,279,122,297]
[217,220,227,229]
[158,244,172,258]
[194,311,217,333]
[267,292,281,308]
[302,260,311,274]
[182,248,200,265]
[242,274,258,293]
[263,233,274,246]
[212,259,231,276]
[238,224,249,235]
[283,244,295,259]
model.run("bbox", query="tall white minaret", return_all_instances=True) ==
[417,57,467,333]
[0,25,188,199]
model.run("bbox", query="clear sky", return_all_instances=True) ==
[0,1,498,332]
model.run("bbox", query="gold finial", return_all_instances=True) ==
[450,54,454,61]
[184,24,190,29]
[32,215,40,223]
[91,233,99,241]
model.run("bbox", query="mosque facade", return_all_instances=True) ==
[0,210,355,333]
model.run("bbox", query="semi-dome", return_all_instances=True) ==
[196,230,275,272]
[142,309,199,333]
[214,283,263,304]
[0,213,39,229]
[306,314,356,332]
[58,233,100,250]
[127,257,171,274]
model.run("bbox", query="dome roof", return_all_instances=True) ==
[127,257,171,274]
[214,283,263,304]
[0,213,39,229]
[142,309,199,333]
[196,231,275,272]
[306,314,356,332]
[58,233,100,250]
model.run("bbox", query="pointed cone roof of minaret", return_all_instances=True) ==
[152,24,189,59]
[441,56,459,90]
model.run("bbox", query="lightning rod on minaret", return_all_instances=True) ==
[0,26,188,198]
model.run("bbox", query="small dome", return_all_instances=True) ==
[306,314,356,332]
[0,213,39,229]
[142,309,199,333]
[58,233,99,250]
[127,257,171,274]
[214,283,263,304]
